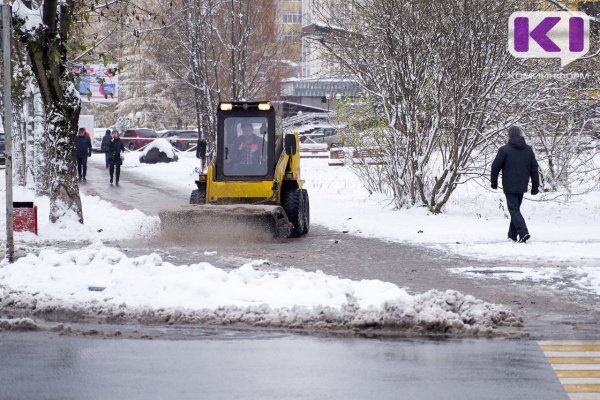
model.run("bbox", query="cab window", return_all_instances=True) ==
[223,117,269,177]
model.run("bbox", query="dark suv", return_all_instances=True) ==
[160,130,198,151]
[121,128,159,150]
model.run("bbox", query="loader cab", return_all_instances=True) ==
[216,102,278,181]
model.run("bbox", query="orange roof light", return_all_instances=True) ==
[220,103,233,111]
[258,102,271,111]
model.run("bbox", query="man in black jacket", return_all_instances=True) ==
[101,129,112,168]
[76,127,92,182]
[491,126,540,243]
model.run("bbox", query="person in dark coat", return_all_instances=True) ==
[76,127,92,182]
[232,122,264,165]
[491,126,540,243]
[108,131,125,186]
[101,129,112,168]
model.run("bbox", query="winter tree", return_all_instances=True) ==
[9,0,160,223]
[151,0,295,144]
[311,0,600,212]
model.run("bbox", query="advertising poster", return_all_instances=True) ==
[72,64,119,104]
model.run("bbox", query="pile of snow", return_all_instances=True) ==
[0,318,39,332]
[0,183,159,243]
[139,138,178,164]
[0,243,519,336]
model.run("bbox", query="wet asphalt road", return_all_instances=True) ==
[0,331,567,400]
[81,159,600,340]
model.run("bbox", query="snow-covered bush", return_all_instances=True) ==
[139,138,178,164]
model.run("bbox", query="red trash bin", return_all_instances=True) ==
[13,202,38,235]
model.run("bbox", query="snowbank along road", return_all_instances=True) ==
[1,154,599,339]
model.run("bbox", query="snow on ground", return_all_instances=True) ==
[300,158,600,295]
[0,243,518,336]
[448,264,600,296]
[0,148,595,331]
[120,149,199,193]
[0,176,159,243]
[0,318,39,332]
[94,151,600,296]
[301,159,600,261]
[107,152,600,264]
[0,156,518,335]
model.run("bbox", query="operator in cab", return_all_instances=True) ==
[232,122,263,165]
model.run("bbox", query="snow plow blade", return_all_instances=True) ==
[158,204,292,241]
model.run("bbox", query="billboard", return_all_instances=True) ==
[72,64,119,104]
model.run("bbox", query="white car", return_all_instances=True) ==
[299,134,328,152]
[299,128,343,150]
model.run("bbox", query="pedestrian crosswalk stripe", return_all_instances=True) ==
[564,385,600,392]
[549,358,600,364]
[561,378,600,385]
[540,341,600,400]
[552,365,600,371]
[557,371,600,377]
[542,346,600,352]
[567,393,600,400]
[547,352,600,358]
[540,341,600,346]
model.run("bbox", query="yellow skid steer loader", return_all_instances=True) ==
[159,101,309,240]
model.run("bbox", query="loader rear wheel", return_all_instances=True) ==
[301,189,310,235]
[283,189,304,237]
[189,186,206,205]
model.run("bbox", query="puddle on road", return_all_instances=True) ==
[463,269,525,275]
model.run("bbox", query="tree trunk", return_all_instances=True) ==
[45,102,83,223]
[32,87,49,196]
[15,1,84,223]
[13,107,27,186]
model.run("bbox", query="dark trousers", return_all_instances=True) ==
[109,164,121,183]
[105,153,110,168]
[506,193,529,239]
[76,157,87,178]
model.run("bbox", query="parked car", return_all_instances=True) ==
[300,127,343,150]
[298,134,328,153]
[160,130,198,151]
[121,128,159,150]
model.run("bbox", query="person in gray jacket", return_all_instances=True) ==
[491,126,540,243]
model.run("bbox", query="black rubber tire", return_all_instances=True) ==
[301,189,309,235]
[282,188,304,237]
[189,185,206,204]
[128,142,135,150]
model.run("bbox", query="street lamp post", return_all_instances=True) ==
[1,4,14,262]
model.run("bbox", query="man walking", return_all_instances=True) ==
[491,126,540,243]
[76,127,92,182]
[108,130,125,186]
[101,129,112,168]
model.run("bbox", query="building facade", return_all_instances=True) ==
[278,0,303,64]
